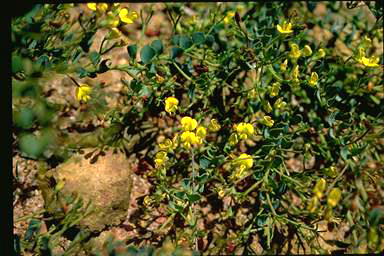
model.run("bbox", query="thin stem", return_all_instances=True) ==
[173,62,192,81]
[266,193,277,216]
[325,164,349,195]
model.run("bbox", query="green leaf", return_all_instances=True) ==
[149,63,156,74]
[171,35,180,46]
[150,39,163,54]
[19,134,46,159]
[175,191,186,199]
[192,32,205,45]
[179,35,192,49]
[89,52,101,66]
[182,178,190,191]
[370,95,380,105]
[127,44,137,59]
[199,157,210,169]
[187,193,201,203]
[15,107,35,129]
[340,147,350,160]
[12,55,23,74]
[170,47,183,59]
[205,34,214,47]
[130,79,143,93]
[140,45,156,64]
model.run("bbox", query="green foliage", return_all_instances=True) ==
[12,2,384,255]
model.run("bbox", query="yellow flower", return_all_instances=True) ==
[228,133,239,146]
[76,84,92,102]
[327,188,341,208]
[165,97,179,114]
[119,8,138,24]
[308,72,318,87]
[172,134,179,149]
[87,3,97,10]
[357,47,379,67]
[318,48,326,58]
[196,126,207,139]
[313,178,326,199]
[360,56,380,67]
[238,153,253,169]
[155,73,165,84]
[155,151,168,168]
[270,82,280,97]
[181,131,199,149]
[181,116,198,131]
[263,101,272,113]
[224,11,235,24]
[208,119,221,132]
[109,27,121,39]
[235,122,254,140]
[234,164,247,179]
[107,12,120,27]
[289,43,301,59]
[292,65,299,82]
[277,21,293,34]
[97,3,108,12]
[280,59,288,71]
[307,196,319,213]
[303,45,313,56]
[274,97,286,109]
[363,35,372,46]
[263,116,274,127]
[159,139,173,152]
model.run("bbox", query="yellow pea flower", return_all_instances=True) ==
[327,188,342,208]
[263,101,273,113]
[181,116,198,131]
[76,84,92,103]
[360,56,380,67]
[277,21,293,34]
[97,3,108,12]
[303,45,313,56]
[238,153,253,169]
[313,178,326,199]
[119,8,138,24]
[224,11,235,24]
[289,43,301,59]
[263,116,274,127]
[172,134,179,149]
[180,131,199,149]
[196,126,207,139]
[292,65,299,82]
[208,119,221,132]
[109,27,122,39]
[318,48,326,58]
[274,97,286,109]
[270,82,280,97]
[280,59,288,71]
[307,196,319,213]
[107,12,120,27]
[165,97,179,114]
[236,122,254,140]
[228,133,239,146]
[308,72,318,87]
[159,138,173,152]
[87,3,97,11]
[155,151,168,168]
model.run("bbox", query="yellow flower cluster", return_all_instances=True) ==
[87,3,109,12]
[263,116,274,127]
[75,84,92,103]
[180,117,206,149]
[289,44,313,59]
[235,122,254,140]
[119,8,138,24]
[270,82,280,97]
[165,97,179,114]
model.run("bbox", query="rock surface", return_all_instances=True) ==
[44,149,133,232]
